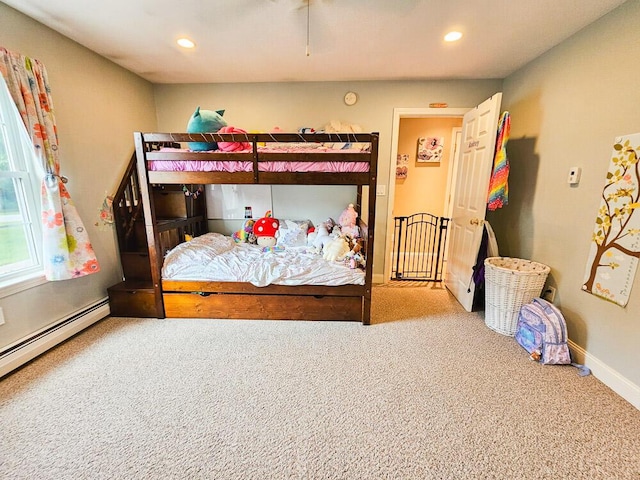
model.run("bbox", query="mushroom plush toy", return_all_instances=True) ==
[253,211,280,248]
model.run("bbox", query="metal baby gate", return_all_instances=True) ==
[391,213,449,281]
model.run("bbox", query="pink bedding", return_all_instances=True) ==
[148,146,370,173]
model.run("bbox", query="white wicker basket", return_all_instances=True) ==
[483,257,550,336]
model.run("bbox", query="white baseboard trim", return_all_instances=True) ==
[569,339,640,410]
[0,298,110,378]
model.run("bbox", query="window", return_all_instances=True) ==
[0,78,44,291]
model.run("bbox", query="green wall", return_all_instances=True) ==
[493,0,640,390]
[0,2,157,347]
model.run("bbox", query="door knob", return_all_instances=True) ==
[469,218,483,226]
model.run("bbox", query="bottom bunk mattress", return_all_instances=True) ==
[162,232,365,286]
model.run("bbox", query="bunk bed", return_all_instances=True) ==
[110,131,379,324]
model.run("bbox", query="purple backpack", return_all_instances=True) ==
[515,297,572,365]
[515,298,590,376]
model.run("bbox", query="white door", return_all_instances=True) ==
[444,93,502,311]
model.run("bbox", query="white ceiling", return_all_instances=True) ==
[3,0,627,84]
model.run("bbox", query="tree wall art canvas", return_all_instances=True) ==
[582,133,640,307]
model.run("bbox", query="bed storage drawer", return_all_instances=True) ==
[108,281,158,318]
[163,292,363,321]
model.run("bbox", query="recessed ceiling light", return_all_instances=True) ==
[444,31,463,42]
[177,38,196,49]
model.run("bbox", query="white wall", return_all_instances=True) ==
[0,3,157,348]
[492,0,640,391]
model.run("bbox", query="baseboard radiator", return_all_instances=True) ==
[0,298,110,379]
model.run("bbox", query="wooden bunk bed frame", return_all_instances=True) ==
[128,131,379,324]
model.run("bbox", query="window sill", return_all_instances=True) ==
[0,272,48,299]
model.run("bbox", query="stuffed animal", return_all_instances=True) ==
[322,120,366,150]
[343,239,365,269]
[217,126,250,152]
[186,106,228,151]
[323,236,351,262]
[344,251,365,270]
[325,217,339,236]
[306,225,317,245]
[253,211,279,248]
[232,218,256,244]
[323,120,362,134]
[311,222,336,254]
[339,203,360,238]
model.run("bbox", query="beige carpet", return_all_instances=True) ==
[1,286,639,479]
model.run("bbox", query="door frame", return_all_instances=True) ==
[383,107,468,283]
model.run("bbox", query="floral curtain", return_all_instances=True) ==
[1,47,99,280]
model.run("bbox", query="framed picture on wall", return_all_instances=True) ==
[417,137,444,163]
[396,154,409,179]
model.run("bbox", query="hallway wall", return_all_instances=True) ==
[394,117,462,218]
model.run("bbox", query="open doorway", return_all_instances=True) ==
[383,107,467,284]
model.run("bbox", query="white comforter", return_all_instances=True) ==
[162,233,365,287]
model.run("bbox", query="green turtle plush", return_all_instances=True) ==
[186,106,228,151]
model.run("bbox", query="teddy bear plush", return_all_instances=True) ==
[323,236,351,262]
[186,106,228,151]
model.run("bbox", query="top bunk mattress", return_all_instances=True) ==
[147,144,370,173]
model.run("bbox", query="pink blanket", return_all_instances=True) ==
[148,145,370,173]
